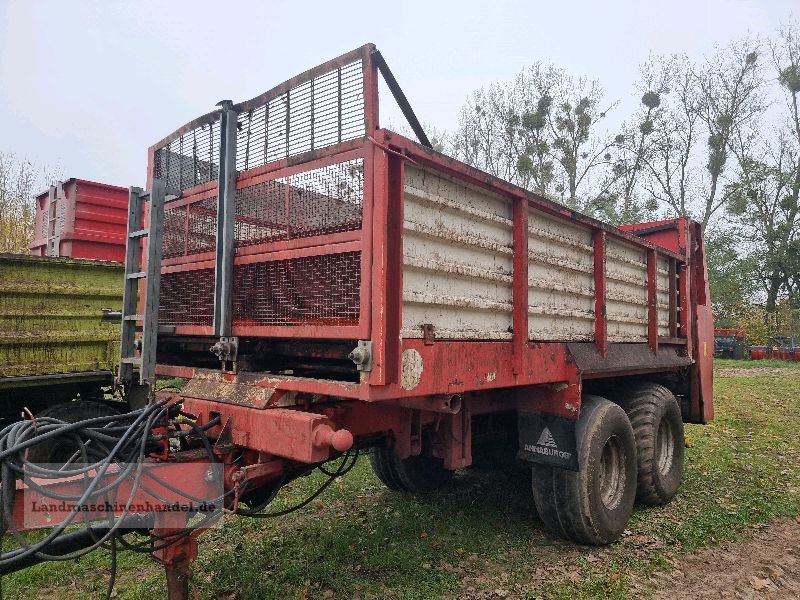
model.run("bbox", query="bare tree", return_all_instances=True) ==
[453,63,560,192]
[637,40,763,229]
[547,75,617,210]
[602,60,674,223]
[696,38,764,229]
[452,64,615,212]
[634,56,699,218]
[0,153,39,253]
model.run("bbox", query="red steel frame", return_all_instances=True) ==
[155,129,708,412]
[148,44,712,419]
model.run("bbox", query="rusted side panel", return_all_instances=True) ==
[401,164,514,340]
[604,238,669,343]
[397,144,677,346]
[528,206,595,341]
[0,254,122,381]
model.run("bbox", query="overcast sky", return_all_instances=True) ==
[0,0,795,189]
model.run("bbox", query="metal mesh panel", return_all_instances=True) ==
[234,180,287,246]
[186,197,217,255]
[162,197,218,259]
[235,61,365,172]
[235,158,363,247]
[162,204,187,259]
[232,252,361,327]
[159,268,215,327]
[154,119,221,196]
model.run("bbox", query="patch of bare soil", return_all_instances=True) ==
[714,367,800,377]
[644,517,800,600]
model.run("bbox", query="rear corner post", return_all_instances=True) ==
[368,141,404,386]
[362,44,380,135]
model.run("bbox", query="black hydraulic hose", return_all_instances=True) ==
[0,513,153,575]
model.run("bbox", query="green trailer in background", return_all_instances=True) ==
[0,253,123,423]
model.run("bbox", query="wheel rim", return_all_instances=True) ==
[598,435,625,510]
[655,418,675,476]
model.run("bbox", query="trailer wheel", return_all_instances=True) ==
[531,395,637,545]
[617,383,684,506]
[26,401,120,465]
[369,438,452,493]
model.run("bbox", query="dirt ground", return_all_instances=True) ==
[714,367,800,377]
[641,517,800,599]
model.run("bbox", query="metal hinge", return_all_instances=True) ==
[348,340,373,372]
[210,336,239,371]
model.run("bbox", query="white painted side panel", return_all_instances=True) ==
[401,166,673,342]
[527,207,595,340]
[402,166,514,340]
[605,239,665,342]
[657,257,671,337]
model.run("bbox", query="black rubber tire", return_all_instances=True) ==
[369,440,453,493]
[26,401,120,464]
[616,383,684,506]
[531,395,637,545]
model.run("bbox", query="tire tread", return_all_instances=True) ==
[617,383,684,506]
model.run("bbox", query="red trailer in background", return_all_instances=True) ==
[30,178,129,262]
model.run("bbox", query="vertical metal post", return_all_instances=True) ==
[512,196,529,374]
[593,230,607,357]
[647,249,659,353]
[213,102,238,339]
[668,258,677,338]
[370,146,403,386]
[46,185,56,256]
[140,179,166,385]
[362,44,379,135]
[337,67,343,143]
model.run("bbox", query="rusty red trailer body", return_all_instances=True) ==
[30,178,129,262]
[137,42,714,466]
[104,44,715,597]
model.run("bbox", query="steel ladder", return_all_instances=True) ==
[118,180,166,397]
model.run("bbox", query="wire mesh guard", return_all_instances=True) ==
[235,60,365,172]
[162,196,218,259]
[154,119,220,197]
[232,252,361,327]
[235,158,364,247]
[159,156,365,328]
[159,268,215,327]
[155,55,367,331]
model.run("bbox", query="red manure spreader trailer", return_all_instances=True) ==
[2,45,713,598]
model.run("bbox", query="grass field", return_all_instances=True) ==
[714,358,800,369]
[4,366,800,599]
